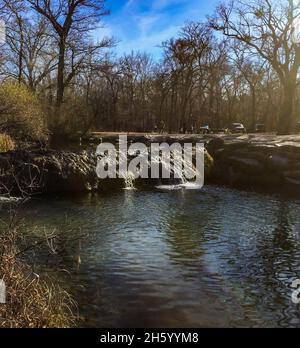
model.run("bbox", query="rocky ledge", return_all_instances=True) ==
[0,150,99,196]
[0,147,212,196]
[206,134,300,190]
[2,134,300,196]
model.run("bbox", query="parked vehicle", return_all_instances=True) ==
[229,123,247,134]
[255,123,266,133]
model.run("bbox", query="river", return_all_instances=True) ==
[13,185,300,327]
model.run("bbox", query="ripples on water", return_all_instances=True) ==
[13,186,300,327]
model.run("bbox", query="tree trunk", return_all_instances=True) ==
[277,82,296,135]
[251,86,256,131]
[56,39,66,107]
[17,17,24,84]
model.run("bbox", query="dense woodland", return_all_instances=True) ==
[1,0,300,143]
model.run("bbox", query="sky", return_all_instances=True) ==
[96,0,219,60]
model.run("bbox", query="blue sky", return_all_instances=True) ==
[96,0,219,59]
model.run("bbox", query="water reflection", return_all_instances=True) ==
[6,186,300,327]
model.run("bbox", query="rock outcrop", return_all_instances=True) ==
[0,147,212,195]
[2,134,300,195]
[0,150,99,195]
[206,135,300,190]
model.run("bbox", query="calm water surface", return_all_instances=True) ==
[17,186,300,327]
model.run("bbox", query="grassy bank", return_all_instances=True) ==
[0,218,76,328]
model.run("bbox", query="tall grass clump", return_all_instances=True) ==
[0,220,76,328]
[0,133,15,152]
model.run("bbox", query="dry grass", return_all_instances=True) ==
[0,133,15,153]
[0,221,76,328]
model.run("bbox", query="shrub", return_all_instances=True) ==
[0,82,48,142]
[0,133,15,152]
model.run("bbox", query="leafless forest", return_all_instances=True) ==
[1,0,300,140]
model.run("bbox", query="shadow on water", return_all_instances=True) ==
[4,186,300,327]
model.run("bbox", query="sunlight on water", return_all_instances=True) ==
[156,185,183,191]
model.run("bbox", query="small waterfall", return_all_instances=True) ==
[180,149,203,190]
[123,173,136,190]
[156,147,203,190]
[118,150,136,190]
[155,150,184,190]
[97,141,203,191]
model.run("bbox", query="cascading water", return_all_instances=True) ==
[118,149,137,190]
[98,140,203,191]
[155,147,204,190]
[123,174,136,190]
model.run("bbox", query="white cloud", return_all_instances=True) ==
[101,0,215,59]
[136,14,161,35]
[93,24,113,42]
[152,0,188,10]
[117,23,181,57]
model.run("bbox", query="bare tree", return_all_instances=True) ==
[0,1,291,136]
[27,0,110,107]
[210,0,300,134]
[161,23,228,132]
[4,16,57,91]
[232,44,267,129]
